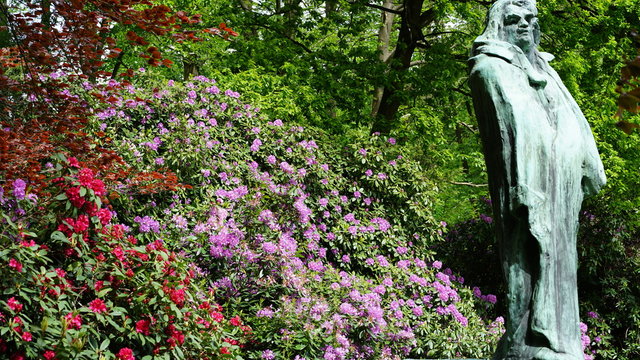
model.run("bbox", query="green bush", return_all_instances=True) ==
[0,155,248,360]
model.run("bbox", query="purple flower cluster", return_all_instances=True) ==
[134,216,160,233]
[98,75,503,359]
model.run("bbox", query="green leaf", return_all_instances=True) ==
[99,339,110,350]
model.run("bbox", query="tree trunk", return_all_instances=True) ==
[370,0,397,117]
[283,0,301,38]
[41,0,51,28]
[371,0,434,134]
[238,0,258,38]
[325,0,336,16]
[183,54,200,80]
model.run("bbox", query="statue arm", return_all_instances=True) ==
[543,64,607,197]
[579,119,606,197]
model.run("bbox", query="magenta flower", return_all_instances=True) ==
[22,332,32,342]
[88,299,108,313]
[7,297,23,312]
[9,258,23,272]
[64,313,82,329]
[116,348,135,360]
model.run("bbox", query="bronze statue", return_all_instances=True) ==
[468,0,606,358]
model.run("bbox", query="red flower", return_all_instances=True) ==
[97,208,112,225]
[112,246,125,261]
[116,348,135,360]
[57,218,74,236]
[211,311,223,322]
[169,288,185,307]
[94,281,104,291]
[65,187,85,208]
[8,258,23,272]
[229,316,242,326]
[19,239,36,247]
[74,215,89,233]
[7,297,23,312]
[64,313,82,329]
[88,298,107,313]
[166,325,185,348]
[67,157,80,168]
[78,168,94,186]
[90,179,106,196]
[220,347,231,355]
[84,202,98,216]
[22,332,32,342]
[223,338,238,345]
[43,350,57,360]
[135,319,151,335]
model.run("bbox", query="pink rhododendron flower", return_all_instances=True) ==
[116,348,135,360]
[90,178,106,196]
[22,332,32,342]
[230,316,242,326]
[78,168,94,186]
[8,258,22,272]
[19,239,36,247]
[67,157,80,168]
[43,350,56,360]
[169,288,185,307]
[64,313,82,329]
[97,208,112,225]
[136,319,151,335]
[7,297,23,312]
[65,187,85,208]
[89,299,108,313]
[74,215,89,233]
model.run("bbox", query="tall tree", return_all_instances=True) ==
[370,0,435,134]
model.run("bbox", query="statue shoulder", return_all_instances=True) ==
[469,53,512,82]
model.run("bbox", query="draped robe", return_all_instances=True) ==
[468,40,606,360]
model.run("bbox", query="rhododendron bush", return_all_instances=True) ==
[89,75,505,359]
[0,157,248,359]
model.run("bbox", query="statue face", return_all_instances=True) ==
[502,4,537,53]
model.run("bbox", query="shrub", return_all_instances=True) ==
[0,155,247,359]
[90,75,504,359]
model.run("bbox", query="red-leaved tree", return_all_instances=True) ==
[0,0,236,191]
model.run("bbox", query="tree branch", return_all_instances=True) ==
[457,121,477,133]
[347,1,403,15]
[452,86,472,98]
[248,22,313,53]
[409,60,427,67]
[450,181,487,187]
[425,30,471,38]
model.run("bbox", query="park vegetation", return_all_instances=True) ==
[2,0,640,359]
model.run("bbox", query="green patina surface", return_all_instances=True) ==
[468,0,605,359]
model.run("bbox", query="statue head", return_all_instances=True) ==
[476,0,540,54]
